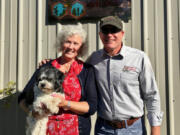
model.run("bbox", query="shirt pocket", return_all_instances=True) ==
[120,70,139,81]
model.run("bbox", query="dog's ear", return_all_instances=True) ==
[36,65,46,80]
[54,78,63,93]
[55,69,65,81]
[59,73,65,82]
[35,72,40,85]
[55,71,65,93]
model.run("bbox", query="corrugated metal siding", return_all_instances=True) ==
[143,0,167,134]
[0,0,180,135]
[166,0,180,135]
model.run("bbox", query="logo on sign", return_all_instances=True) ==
[51,0,86,20]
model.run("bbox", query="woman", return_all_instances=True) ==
[18,23,97,135]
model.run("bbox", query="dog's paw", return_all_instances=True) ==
[46,97,61,114]
[33,96,49,115]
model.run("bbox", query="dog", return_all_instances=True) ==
[26,65,65,135]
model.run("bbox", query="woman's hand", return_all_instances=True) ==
[38,59,51,68]
[51,93,89,114]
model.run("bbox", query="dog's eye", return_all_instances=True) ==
[42,77,47,80]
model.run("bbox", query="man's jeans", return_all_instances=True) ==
[95,117,147,135]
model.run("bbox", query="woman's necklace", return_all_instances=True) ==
[59,58,74,73]
[63,62,72,73]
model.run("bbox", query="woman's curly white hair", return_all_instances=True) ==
[56,23,88,57]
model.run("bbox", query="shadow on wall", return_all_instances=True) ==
[0,93,26,135]
[0,93,97,135]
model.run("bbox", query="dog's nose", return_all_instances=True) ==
[40,83,45,88]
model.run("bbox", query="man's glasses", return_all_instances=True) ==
[101,26,121,35]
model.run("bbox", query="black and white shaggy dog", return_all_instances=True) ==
[26,65,65,135]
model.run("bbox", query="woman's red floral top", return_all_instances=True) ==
[46,58,83,135]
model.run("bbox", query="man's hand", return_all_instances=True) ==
[151,126,160,135]
[38,59,51,68]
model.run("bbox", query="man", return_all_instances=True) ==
[87,16,163,135]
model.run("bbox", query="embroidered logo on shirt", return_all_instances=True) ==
[123,66,137,72]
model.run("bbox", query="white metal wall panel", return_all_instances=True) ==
[4,0,11,85]
[143,0,156,68]
[131,0,141,49]
[28,0,37,75]
[40,0,49,61]
[0,0,18,87]
[0,0,180,135]
[143,0,155,133]
[9,0,18,82]
[143,1,168,135]
[0,0,22,135]
[0,0,5,88]
[167,0,180,135]
[47,25,57,59]
[17,0,36,91]
[37,1,58,63]
[154,1,167,135]
[85,23,97,59]
[123,20,132,47]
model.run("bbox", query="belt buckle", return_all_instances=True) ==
[127,117,140,126]
[111,122,120,129]
[119,120,125,128]
[110,120,125,129]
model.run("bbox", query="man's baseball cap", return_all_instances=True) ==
[100,16,123,30]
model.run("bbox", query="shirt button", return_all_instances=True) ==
[110,82,113,86]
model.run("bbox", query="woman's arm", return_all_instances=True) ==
[82,65,97,115]
[19,99,30,114]
[63,101,89,114]
[52,65,97,115]
[52,94,89,114]
[19,99,48,119]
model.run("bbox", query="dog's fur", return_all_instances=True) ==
[26,65,65,135]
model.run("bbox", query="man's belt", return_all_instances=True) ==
[98,117,140,129]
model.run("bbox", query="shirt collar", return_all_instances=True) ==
[101,44,126,59]
[119,44,126,57]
